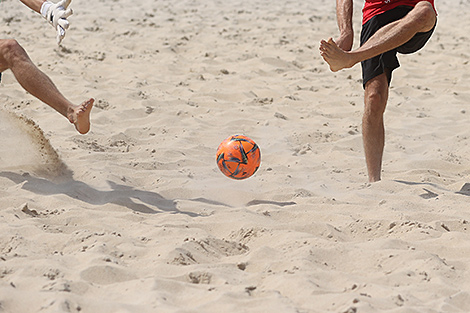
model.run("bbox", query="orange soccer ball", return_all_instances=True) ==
[216,135,261,180]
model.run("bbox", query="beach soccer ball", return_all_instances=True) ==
[216,135,261,180]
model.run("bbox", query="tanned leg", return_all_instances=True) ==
[363,73,389,182]
[320,1,436,72]
[0,39,93,134]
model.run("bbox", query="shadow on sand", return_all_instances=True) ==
[394,180,470,198]
[0,171,200,215]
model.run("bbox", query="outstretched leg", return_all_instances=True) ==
[0,39,93,134]
[320,1,436,72]
[362,73,389,182]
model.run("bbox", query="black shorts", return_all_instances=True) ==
[360,5,436,89]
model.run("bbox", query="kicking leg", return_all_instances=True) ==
[362,73,389,182]
[320,1,436,72]
[0,39,93,134]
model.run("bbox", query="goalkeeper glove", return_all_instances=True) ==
[40,0,73,45]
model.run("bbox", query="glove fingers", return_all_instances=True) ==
[62,8,73,19]
[57,18,70,30]
[59,0,72,9]
[56,26,66,45]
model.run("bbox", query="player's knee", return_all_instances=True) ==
[0,39,27,67]
[364,90,386,117]
[414,1,436,32]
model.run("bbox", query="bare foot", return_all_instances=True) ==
[319,38,356,72]
[68,98,94,134]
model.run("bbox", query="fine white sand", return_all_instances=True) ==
[1,0,470,312]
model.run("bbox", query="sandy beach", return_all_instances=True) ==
[1,0,470,312]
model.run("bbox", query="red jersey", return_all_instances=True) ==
[363,0,436,24]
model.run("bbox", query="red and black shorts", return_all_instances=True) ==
[360,5,436,89]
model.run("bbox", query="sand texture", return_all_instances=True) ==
[1,0,470,312]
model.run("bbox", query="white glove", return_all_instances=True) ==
[40,0,73,45]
